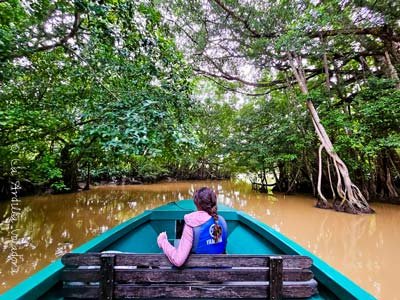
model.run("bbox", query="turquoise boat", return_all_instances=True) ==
[2,200,376,300]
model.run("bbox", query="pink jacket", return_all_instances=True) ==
[157,210,211,267]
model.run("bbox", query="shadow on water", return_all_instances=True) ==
[0,180,399,299]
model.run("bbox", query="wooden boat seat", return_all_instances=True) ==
[61,253,318,299]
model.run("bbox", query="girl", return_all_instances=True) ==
[157,187,228,266]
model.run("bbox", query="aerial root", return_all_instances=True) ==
[316,143,375,214]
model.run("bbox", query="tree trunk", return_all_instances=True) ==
[59,145,79,192]
[384,51,400,89]
[381,26,400,73]
[272,164,288,192]
[388,149,400,178]
[303,151,317,197]
[286,168,301,194]
[320,35,331,98]
[288,52,374,214]
[375,150,399,202]
[84,162,90,190]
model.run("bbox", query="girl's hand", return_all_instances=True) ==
[157,231,168,248]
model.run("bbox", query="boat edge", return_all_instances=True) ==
[0,210,152,300]
[236,211,377,300]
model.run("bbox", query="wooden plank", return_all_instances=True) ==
[61,269,101,282]
[61,253,316,299]
[61,268,313,283]
[282,280,318,298]
[62,280,318,299]
[269,256,283,300]
[111,281,318,298]
[62,253,100,266]
[282,268,313,282]
[114,284,267,298]
[100,254,115,300]
[62,285,99,298]
[120,268,253,283]
[62,253,312,269]
[115,268,313,283]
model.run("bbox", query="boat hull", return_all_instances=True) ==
[1,200,376,300]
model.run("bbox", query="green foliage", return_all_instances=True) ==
[50,181,69,193]
[0,0,194,192]
[356,78,400,153]
[314,77,400,180]
[1,0,399,202]
[229,90,315,183]
[162,0,400,200]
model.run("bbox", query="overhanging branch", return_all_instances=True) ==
[1,9,82,61]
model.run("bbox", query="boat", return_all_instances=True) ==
[2,200,376,300]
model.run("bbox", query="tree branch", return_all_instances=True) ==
[1,9,82,61]
[211,0,267,38]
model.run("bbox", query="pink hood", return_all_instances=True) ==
[184,210,212,227]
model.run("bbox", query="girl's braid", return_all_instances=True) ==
[195,187,222,242]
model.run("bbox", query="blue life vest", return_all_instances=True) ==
[191,216,227,254]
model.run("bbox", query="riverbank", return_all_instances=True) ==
[0,175,231,201]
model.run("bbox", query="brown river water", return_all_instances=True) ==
[0,180,399,299]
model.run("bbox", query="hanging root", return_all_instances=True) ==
[307,98,374,214]
[316,143,374,214]
[333,158,374,214]
[327,156,336,200]
[315,144,331,209]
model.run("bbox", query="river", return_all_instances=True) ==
[0,180,399,299]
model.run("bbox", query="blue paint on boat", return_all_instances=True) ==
[1,200,376,300]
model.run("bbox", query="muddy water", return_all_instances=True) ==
[0,180,399,299]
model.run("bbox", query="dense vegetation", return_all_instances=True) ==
[1,1,399,212]
[1,0,196,196]
[161,0,400,212]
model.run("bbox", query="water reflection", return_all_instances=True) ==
[0,180,399,300]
